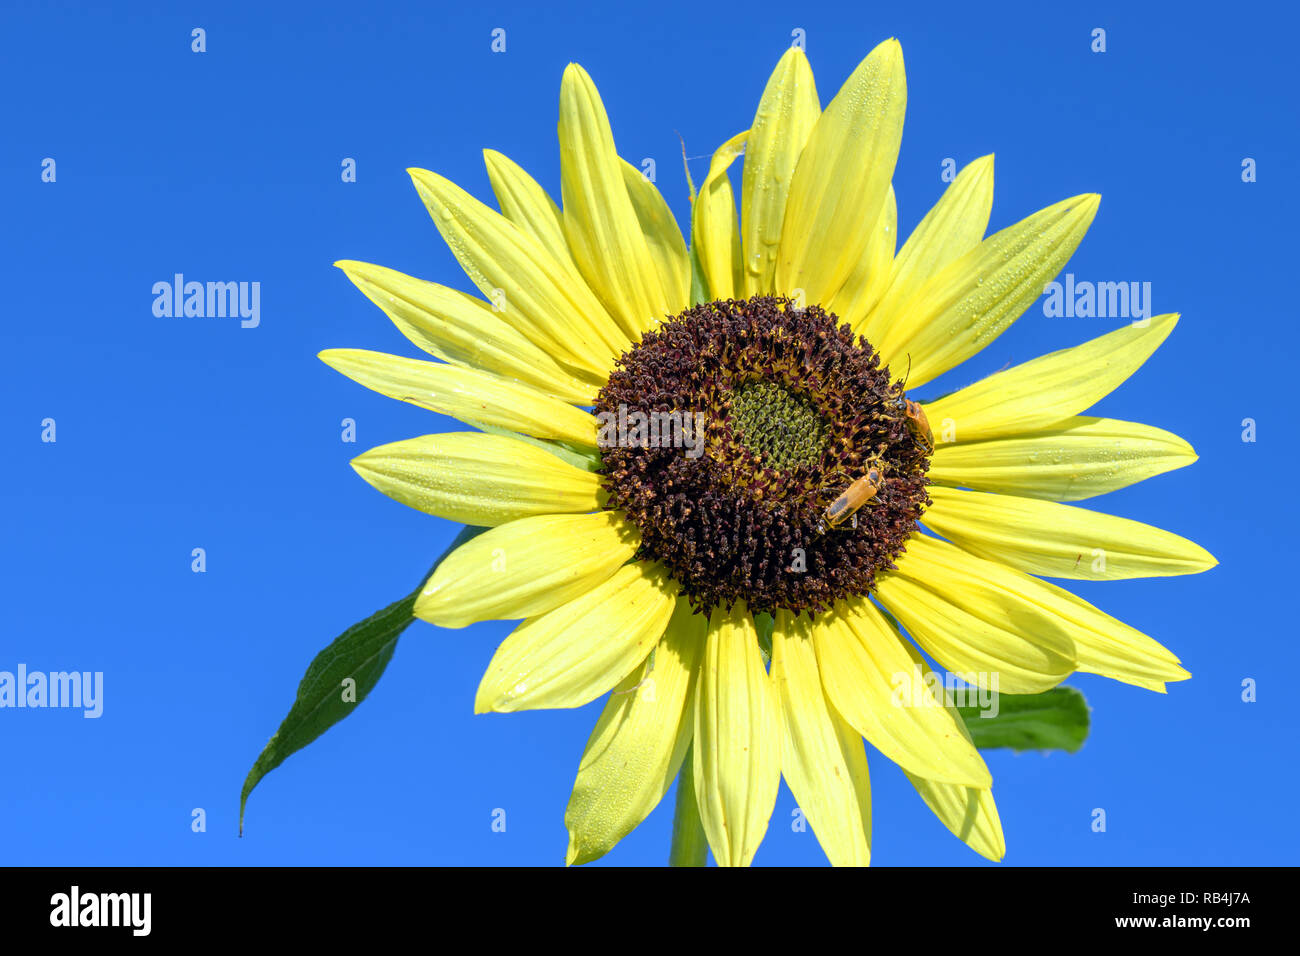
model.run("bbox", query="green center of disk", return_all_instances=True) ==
[728,380,829,470]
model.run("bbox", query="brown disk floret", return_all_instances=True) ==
[595,296,931,617]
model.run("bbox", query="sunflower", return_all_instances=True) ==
[320,38,1215,866]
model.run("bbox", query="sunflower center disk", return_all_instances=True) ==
[595,296,932,617]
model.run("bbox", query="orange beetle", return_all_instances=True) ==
[900,398,933,454]
[889,356,933,454]
[817,463,884,535]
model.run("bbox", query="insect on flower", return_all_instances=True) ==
[888,355,933,455]
[817,462,885,535]
[900,398,933,454]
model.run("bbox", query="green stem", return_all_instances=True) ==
[668,745,708,866]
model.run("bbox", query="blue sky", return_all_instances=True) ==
[2,0,1295,866]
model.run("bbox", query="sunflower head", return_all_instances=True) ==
[323,36,1215,870]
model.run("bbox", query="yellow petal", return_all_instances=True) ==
[741,46,820,297]
[888,535,1188,693]
[771,610,872,866]
[813,598,991,788]
[415,511,637,628]
[876,193,1100,387]
[925,486,1217,580]
[693,602,781,867]
[862,155,993,345]
[335,260,598,404]
[875,536,1077,694]
[900,534,1189,693]
[1018,575,1189,692]
[559,63,672,339]
[474,562,677,713]
[350,432,601,526]
[827,185,896,336]
[408,167,627,374]
[900,666,1006,861]
[925,314,1179,443]
[620,159,690,315]
[692,131,748,301]
[928,415,1198,501]
[565,597,706,865]
[319,348,598,448]
[776,38,906,307]
[482,149,573,267]
[906,775,1005,862]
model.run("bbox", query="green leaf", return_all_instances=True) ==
[956,686,1090,753]
[239,525,484,833]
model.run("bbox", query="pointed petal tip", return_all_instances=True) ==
[1145,661,1191,692]
[406,168,433,197]
[317,347,365,370]
[563,833,585,867]
[882,37,905,67]
[964,155,995,184]
[863,37,905,73]
[334,260,374,286]
[347,453,374,478]
[471,673,497,713]
[561,61,590,84]
[406,167,438,191]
